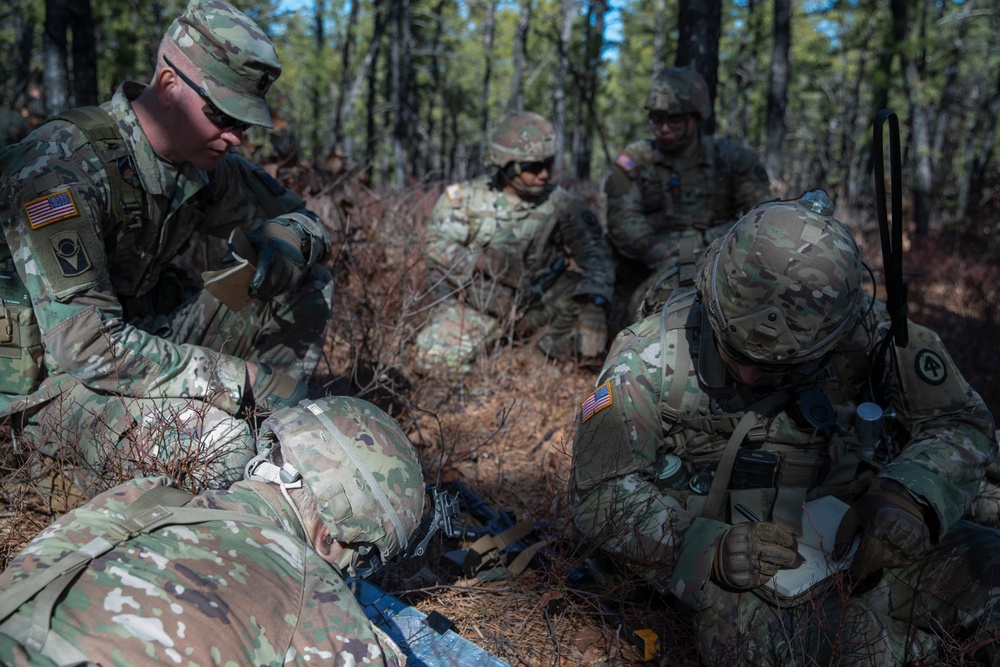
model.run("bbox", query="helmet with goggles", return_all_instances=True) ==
[699,198,864,369]
[246,396,424,576]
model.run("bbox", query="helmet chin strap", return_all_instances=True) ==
[244,449,310,540]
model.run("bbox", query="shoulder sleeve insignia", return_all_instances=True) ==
[446,183,463,201]
[581,381,613,423]
[48,229,92,277]
[914,349,947,385]
[614,153,637,172]
[23,189,79,229]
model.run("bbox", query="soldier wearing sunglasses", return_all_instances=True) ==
[604,67,772,329]
[414,112,615,374]
[0,0,333,495]
[571,199,999,665]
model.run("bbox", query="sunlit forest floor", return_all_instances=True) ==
[2,167,998,665]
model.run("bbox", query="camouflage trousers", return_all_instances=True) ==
[13,265,333,495]
[693,521,1000,666]
[413,272,584,375]
[575,480,1000,665]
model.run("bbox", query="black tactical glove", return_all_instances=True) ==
[251,363,309,413]
[834,478,931,581]
[248,220,310,300]
[712,521,803,590]
[475,247,526,288]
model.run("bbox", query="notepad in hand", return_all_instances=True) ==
[765,495,858,600]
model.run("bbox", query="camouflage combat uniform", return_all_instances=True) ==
[606,135,771,322]
[0,475,404,666]
[606,135,771,270]
[415,176,613,372]
[0,2,333,492]
[572,217,999,663]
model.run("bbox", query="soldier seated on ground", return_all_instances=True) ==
[0,0,334,495]
[572,199,1000,665]
[604,66,772,328]
[413,111,615,375]
[0,396,424,666]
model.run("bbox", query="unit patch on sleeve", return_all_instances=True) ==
[581,381,613,423]
[914,349,947,385]
[23,190,79,229]
[614,153,637,172]
[446,183,463,200]
[48,230,92,277]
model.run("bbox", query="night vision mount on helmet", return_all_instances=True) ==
[699,197,865,368]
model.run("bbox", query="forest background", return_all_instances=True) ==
[2,0,1000,663]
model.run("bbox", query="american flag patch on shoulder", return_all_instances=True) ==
[24,189,79,229]
[614,153,636,172]
[445,183,463,200]
[581,381,613,423]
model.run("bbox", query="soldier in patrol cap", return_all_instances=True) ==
[413,111,614,374]
[0,0,334,493]
[571,199,1000,664]
[0,396,423,666]
[604,67,772,328]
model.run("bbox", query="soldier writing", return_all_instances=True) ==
[572,200,999,664]
[414,112,614,373]
[0,0,334,492]
[0,397,423,666]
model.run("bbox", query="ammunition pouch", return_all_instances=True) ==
[0,266,43,395]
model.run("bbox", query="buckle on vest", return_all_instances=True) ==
[0,306,13,344]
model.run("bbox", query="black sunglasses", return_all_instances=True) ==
[517,157,554,175]
[163,56,252,133]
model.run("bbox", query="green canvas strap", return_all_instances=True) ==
[49,107,145,228]
[457,518,547,581]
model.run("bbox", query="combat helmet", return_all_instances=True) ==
[247,396,425,575]
[699,197,864,368]
[485,112,556,169]
[645,67,712,120]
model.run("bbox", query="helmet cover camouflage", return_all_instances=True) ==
[259,396,425,569]
[699,200,864,366]
[645,67,712,120]
[485,112,556,168]
[166,0,281,128]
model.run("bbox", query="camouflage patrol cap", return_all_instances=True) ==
[166,0,281,128]
[259,396,424,572]
[645,67,712,119]
[485,112,556,168]
[699,199,864,367]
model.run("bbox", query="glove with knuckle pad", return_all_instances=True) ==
[248,220,310,300]
[712,521,803,590]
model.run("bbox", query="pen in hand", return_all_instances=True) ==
[734,503,806,565]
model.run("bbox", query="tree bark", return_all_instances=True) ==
[479,1,496,167]
[764,0,790,192]
[69,0,98,107]
[676,0,721,135]
[964,67,1000,218]
[574,0,606,179]
[390,0,412,187]
[508,0,531,114]
[554,0,573,170]
[43,0,70,115]
[311,0,326,160]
